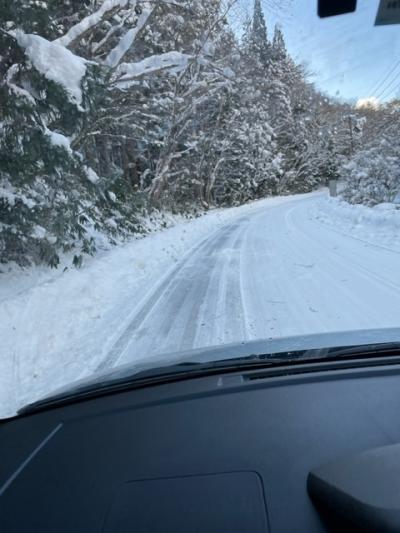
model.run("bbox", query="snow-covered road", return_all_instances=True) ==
[3,190,400,416]
[107,193,400,369]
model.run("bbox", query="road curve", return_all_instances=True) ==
[104,193,400,369]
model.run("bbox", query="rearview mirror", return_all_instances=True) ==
[318,0,357,18]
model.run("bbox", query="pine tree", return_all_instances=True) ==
[0,19,96,266]
[249,0,270,66]
[271,24,286,62]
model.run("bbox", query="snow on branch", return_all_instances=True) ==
[55,0,130,49]
[104,2,154,68]
[14,32,87,107]
[44,127,72,153]
[91,12,130,55]
[112,51,191,87]
[5,64,36,104]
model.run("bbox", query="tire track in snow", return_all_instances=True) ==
[240,204,327,339]
[96,218,249,371]
[95,226,231,371]
[132,220,250,355]
[179,224,247,351]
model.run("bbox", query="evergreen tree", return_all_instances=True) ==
[271,24,286,62]
[0,21,97,266]
[249,0,270,66]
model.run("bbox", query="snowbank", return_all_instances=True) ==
[310,196,400,252]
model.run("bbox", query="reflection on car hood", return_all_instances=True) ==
[28,327,400,409]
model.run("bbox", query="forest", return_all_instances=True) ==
[1,0,399,267]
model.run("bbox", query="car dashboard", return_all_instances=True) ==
[2,356,400,532]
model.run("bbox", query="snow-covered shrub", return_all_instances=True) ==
[340,139,400,206]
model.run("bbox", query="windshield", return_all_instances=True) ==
[2,0,400,417]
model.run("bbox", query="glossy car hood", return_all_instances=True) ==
[26,327,400,410]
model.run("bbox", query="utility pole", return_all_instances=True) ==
[348,115,354,156]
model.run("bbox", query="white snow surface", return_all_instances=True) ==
[16,32,87,106]
[2,191,400,417]
[310,195,400,251]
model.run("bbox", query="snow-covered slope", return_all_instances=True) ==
[310,195,400,252]
[3,190,400,418]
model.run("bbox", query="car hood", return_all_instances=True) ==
[23,327,400,411]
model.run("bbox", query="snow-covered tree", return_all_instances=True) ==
[341,139,400,206]
[0,22,99,266]
[340,108,400,205]
[1,0,363,267]
[248,0,270,66]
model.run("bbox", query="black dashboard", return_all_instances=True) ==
[2,357,400,532]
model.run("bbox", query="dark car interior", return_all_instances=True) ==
[2,348,400,532]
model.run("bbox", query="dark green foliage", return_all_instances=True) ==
[249,0,270,65]
[0,0,92,39]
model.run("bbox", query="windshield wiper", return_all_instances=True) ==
[18,356,289,415]
[321,342,400,359]
[19,342,400,416]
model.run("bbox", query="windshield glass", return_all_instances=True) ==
[2,0,400,417]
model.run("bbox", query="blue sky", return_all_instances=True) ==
[232,0,400,103]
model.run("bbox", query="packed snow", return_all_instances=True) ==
[3,190,400,418]
[15,32,87,106]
